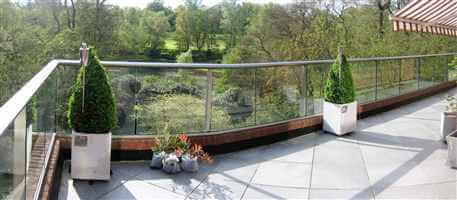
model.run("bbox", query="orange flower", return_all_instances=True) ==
[178,134,189,144]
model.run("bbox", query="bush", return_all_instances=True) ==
[450,55,457,69]
[324,50,355,104]
[137,74,201,103]
[136,94,231,134]
[67,48,117,133]
[222,48,242,64]
[111,74,140,128]
[248,89,299,124]
[176,49,193,63]
[26,96,37,126]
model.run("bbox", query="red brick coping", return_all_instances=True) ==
[39,140,60,200]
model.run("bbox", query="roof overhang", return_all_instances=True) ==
[392,0,457,36]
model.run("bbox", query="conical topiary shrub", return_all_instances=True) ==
[67,47,117,133]
[324,49,355,104]
[322,48,357,135]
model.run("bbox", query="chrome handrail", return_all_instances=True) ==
[0,60,60,136]
[59,53,457,69]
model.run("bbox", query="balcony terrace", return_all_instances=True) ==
[57,87,457,200]
[1,53,457,200]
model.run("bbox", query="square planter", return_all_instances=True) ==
[446,130,457,168]
[323,101,357,136]
[441,112,457,142]
[71,131,111,180]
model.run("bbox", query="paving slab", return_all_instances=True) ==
[251,161,312,188]
[243,184,308,200]
[188,173,249,200]
[309,188,374,200]
[434,181,457,200]
[311,145,370,189]
[373,183,442,199]
[261,134,315,164]
[134,168,206,197]
[98,180,184,200]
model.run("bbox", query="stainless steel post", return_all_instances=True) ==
[205,70,213,131]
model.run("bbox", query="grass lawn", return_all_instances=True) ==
[164,38,178,51]
[163,33,226,51]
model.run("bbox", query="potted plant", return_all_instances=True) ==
[150,133,189,174]
[150,137,167,169]
[180,143,213,172]
[67,45,117,180]
[323,47,357,136]
[150,133,213,174]
[442,96,457,143]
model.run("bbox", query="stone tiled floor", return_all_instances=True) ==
[59,88,457,200]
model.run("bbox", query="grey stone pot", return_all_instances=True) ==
[180,154,199,172]
[441,112,457,143]
[162,153,182,174]
[150,151,166,169]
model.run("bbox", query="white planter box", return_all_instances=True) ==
[446,130,457,168]
[323,101,357,136]
[71,131,111,180]
[441,112,457,142]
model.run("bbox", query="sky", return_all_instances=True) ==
[107,0,295,9]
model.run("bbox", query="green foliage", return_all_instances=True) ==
[143,75,180,92]
[45,29,81,59]
[151,134,189,153]
[222,47,242,64]
[324,52,356,104]
[67,48,117,133]
[449,56,457,69]
[136,95,231,134]
[110,74,141,130]
[249,89,299,124]
[221,1,257,49]
[177,49,193,63]
[26,96,37,125]
[142,11,170,50]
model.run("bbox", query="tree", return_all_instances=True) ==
[146,0,175,31]
[141,11,170,50]
[376,0,391,36]
[77,0,122,55]
[37,0,63,34]
[67,47,117,133]
[175,5,192,50]
[244,3,292,61]
[221,1,256,49]
[205,5,222,50]
[324,49,355,104]
[64,0,76,30]
[176,1,221,51]
[115,7,147,55]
